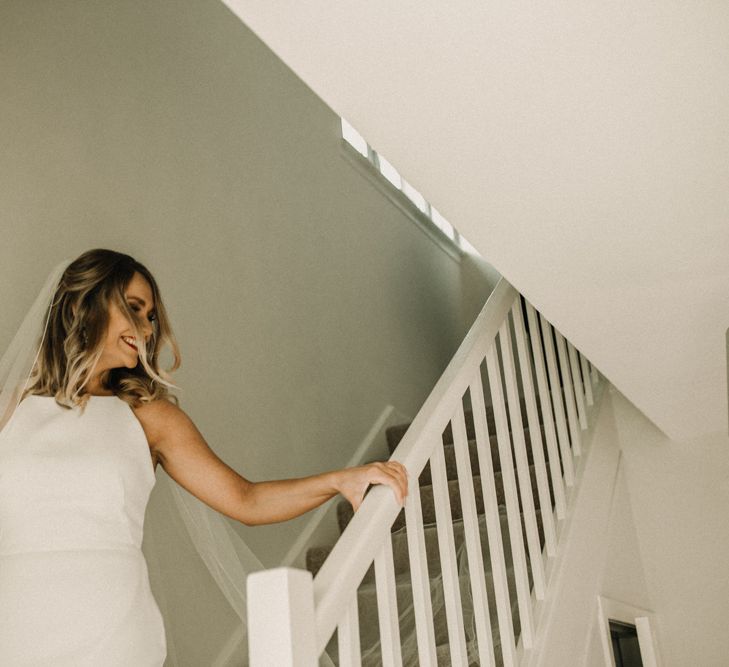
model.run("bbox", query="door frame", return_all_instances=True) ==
[596,595,660,667]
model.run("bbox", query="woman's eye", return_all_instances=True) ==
[131,305,156,322]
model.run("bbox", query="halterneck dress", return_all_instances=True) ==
[0,394,167,666]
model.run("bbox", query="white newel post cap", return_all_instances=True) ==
[247,567,318,667]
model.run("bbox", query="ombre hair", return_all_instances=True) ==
[23,249,181,411]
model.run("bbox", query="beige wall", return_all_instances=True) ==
[611,388,729,666]
[533,385,652,666]
[541,385,729,666]
[0,0,494,564]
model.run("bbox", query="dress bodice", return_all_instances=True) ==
[0,395,156,556]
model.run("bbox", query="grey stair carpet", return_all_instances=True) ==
[319,509,539,666]
[384,393,543,454]
[307,392,563,666]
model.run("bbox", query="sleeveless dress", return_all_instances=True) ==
[0,394,167,666]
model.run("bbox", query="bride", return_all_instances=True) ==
[0,247,408,665]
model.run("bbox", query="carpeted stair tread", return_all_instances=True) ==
[436,639,500,667]
[386,392,549,453]
[323,563,522,666]
[416,423,552,485]
[386,385,577,454]
[336,463,553,535]
[308,507,546,586]
[321,569,475,664]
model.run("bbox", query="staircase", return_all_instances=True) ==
[245,278,602,666]
[305,396,560,665]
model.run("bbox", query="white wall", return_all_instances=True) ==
[611,388,729,666]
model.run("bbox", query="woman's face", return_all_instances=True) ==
[100,271,156,370]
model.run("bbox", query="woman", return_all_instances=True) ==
[0,248,408,665]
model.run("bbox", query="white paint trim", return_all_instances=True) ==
[596,595,661,667]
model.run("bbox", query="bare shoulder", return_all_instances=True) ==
[130,397,190,455]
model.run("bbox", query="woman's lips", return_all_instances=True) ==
[122,338,138,351]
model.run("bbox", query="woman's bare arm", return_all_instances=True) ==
[133,399,408,526]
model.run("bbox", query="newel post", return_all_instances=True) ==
[247,567,318,666]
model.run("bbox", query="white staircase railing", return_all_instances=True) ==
[247,277,602,666]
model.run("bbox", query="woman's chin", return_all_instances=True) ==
[122,352,138,366]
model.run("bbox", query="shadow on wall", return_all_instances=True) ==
[460,252,502,333]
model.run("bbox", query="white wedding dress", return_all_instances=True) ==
[0,394,167,666]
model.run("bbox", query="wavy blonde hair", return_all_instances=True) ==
[23,248,182,411]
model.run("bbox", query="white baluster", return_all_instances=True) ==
[373,533,403,667]
[403,471,438,666]
[538,314,575,488]
[579,351,594,406]
[469,370,517,666]
[498,316,546,601]
[452,400,496,666]
[524,300,567,520]
[554,330,582,457]
[247,567,317,667]
[431,435,469,665]
[485,341,535,648]
[511,298,557,558]
[430,430,468,667]
[590,359,599,385]
[567,341,588,430]
[338,595,362,667]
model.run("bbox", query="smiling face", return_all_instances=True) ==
[100,271,157,371]
[29,249,182,402]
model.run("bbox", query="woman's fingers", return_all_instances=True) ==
[344,461,409,511]
[387,461,408,502]
[369,461,409,505]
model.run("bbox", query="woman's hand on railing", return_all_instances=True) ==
[334,461,409,512]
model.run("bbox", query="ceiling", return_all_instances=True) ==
[219,0,729,441]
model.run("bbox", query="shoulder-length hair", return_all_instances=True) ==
[23,248,181,411]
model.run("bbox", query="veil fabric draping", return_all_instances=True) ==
[0,258,485,666]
